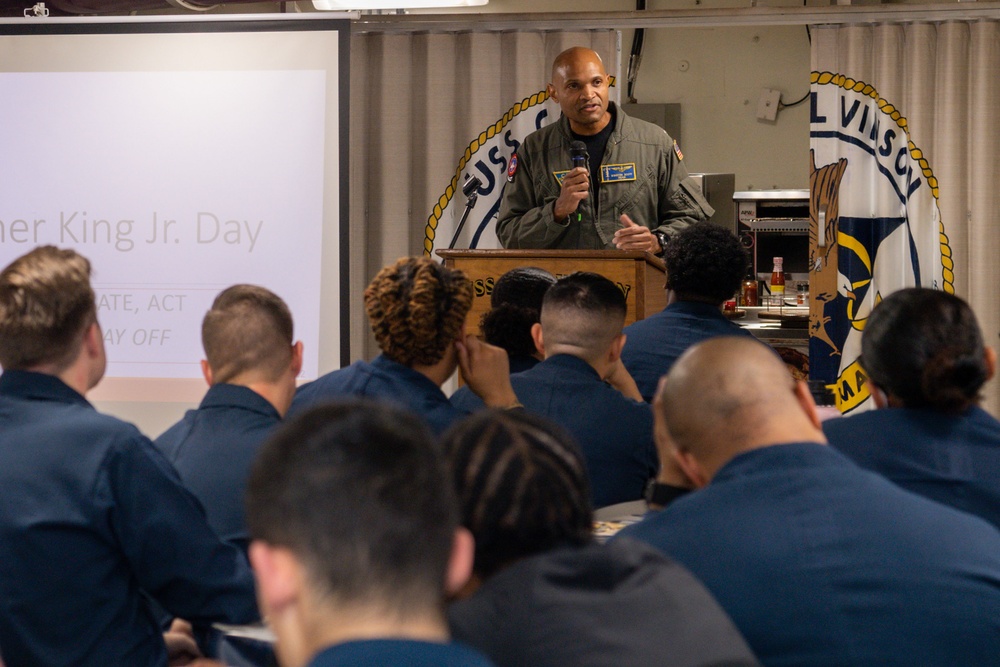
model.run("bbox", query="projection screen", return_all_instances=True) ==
[0,15,349,429]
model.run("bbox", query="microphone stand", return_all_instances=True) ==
[447,175,483,253]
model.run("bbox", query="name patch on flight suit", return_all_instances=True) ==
[554,163,638,185]
[600,164,637,183]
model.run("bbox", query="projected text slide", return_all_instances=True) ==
[0,69,327,380]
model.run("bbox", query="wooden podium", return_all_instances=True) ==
[437,249,667,335]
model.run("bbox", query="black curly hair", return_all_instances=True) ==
[664,223,749,304]
[480,267,555,358]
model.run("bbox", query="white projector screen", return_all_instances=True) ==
[0,15,349,430]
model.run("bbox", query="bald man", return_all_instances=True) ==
[451,272,656,508]
[496,46,713,252]
[615,337,1000,666]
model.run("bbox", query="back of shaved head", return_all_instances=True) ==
[540,272,626,363]
[659,337,823,474]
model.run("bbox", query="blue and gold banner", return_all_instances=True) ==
[809,71,953,413]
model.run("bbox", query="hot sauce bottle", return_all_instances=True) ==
[741,273,758,307]
[770,257,785,306]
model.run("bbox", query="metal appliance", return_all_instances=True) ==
[690,173,736,233]
[733,189,809,283]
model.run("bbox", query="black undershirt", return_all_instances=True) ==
[571,105,615,210]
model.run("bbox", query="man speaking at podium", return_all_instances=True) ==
[496,47,714,254]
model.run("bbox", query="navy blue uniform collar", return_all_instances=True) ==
[200,383,282,420]
[536,354,602,380]
[371,354,444,392]
[308,638,481,666]
[664,301,728,319]
[879,404,987,422]
[508,354,540,375]
[713,442,844,484]
[0,369,91,408]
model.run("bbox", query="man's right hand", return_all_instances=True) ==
[553,167,590,221]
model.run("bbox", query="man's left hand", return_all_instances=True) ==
[613,214,660,253]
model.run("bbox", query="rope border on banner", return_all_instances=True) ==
[422,88,550,256]
[811,70,955,294]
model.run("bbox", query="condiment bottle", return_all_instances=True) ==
[741,275,758,307]
[770,257,785,306]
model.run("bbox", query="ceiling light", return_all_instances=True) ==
[313,0,486,9]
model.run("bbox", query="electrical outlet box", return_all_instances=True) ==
[756,88,781,122]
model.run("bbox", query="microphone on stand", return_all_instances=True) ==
[446,175,483,253]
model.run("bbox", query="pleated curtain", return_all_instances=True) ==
[349,29,617,359]
[811,21,1000,415]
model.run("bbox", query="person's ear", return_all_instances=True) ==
[792,380,823,429]
[83,321,102,360]
[868,381,890,410]
[608,333,626,364]
[248,541,302,618]
[531,323,545,357]
[546,82,558,104]
[984,346,996,382]
[672,448,710,489]
[200,360,213,387]
[81,321,107,391]
[444,527,475,597]
[290,341,304,377]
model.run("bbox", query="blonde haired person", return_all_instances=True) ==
[0,246,257,666]
[156,284,303,553]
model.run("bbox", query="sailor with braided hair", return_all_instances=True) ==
[291,256,519,434]
[444,409,759,667]
[445,410,593,581]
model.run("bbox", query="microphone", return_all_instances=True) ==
[569,141,589,170]
[566,141,590,225]
[461,174,482,198]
